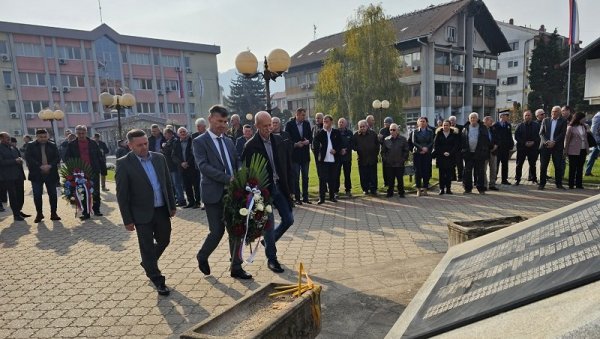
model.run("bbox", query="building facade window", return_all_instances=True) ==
[129,52,151,65]
[161,55,180,67]
[14,42,42,57]
[446,26,456,42]
[402,52,422,67]
[473,85,483,97]
[186,80,193,91]
[508,60,519,68]
[85,47,93,60]
[61,74,86,87]
[8,100,17,112]
[136,102,154,113]
[56,46,82,60]
[133,78,153,90]
[165,80,179,91]
[167,103,183,113]
[507,76,518,85]
[485,86,496,99]
[188,103,195,113]
[434,82,449,96]
[3,71,13,85]
[0,41,8,54]
[408,84,420,97]
[64,101,89,113]
[45,45,54,58]
[509,41,519,51]
[435,51,450,65]
[451,83,464,97]
[184,56,191,68]
[19,73,46,86]
[23,100,49,113]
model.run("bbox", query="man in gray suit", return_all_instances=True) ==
[193,105,252,280]
[116,129,176,296]
[539,105,568,190]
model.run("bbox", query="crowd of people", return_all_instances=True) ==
[1,103,597,296]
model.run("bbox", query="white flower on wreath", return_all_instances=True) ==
[239,208,249,216]
[265,205,272,213]
[256,203,264,211]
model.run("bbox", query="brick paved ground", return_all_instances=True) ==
[0,161,596,338]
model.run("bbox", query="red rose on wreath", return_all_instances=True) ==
[248,178,259,186]
[66,175,74,181]
[261,189,270,200]
[74,168,80,172]
[233,190,244,200]
[254,211,263,220]
[70,181,76,187]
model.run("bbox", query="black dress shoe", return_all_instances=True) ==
[531,179,538,184]
[231,269,253,280]
[488,186,499,191]
[268,260,285,273]
[556,185,567,190]
[446,190,453,195]
[537,185,545,190]
[302,199,312,204]
[197,258,210,276]
[176,202,187,207]
[317,199,325,205]
[14,215,25,221]
[576,186,585,189]
[20,212,31,218]
[183,204,195,208]
[514,180,520,186]
[294,200,303,205]
[34,214,44,223]
[329,197,338,202]
[501,181,512,185]
[156,283,170,296]
[386,192,393,198]
[79,213,91,220]
[438,190,445,195]
[93,211,103,216]
[50,214,61,221]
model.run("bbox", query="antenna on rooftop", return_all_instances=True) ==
[98,0,104,24]
[313,24,317,40]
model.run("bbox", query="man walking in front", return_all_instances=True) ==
[64,125,106,220]
[25,129,61,223]
[116,129,176,296]
[539,106,567,190]
[194,105,251,280]
[242,111,294,273]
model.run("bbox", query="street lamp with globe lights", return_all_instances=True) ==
[99,92,136,140]
[372,99,390,130]
[235,49,291,113]
[38,107,64,140]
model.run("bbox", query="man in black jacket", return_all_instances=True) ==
[284,108,313,204]
[65,125,107,220]
[337,118,354,197]
[173,127,200,208]
[241,111,294,273]
[313,115,342,204]
[514,110,541,185]
[94,133,110,191]
[493,111,514,185]
[148,124,165,153]
[25,129,61,222]
[161,128,186,206]
[0,132,29,221]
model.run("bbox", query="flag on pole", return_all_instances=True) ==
[569,0,579,45]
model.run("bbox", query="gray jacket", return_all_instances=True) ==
[193,132,238,204]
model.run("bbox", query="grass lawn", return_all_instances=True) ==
[105,153,440,198]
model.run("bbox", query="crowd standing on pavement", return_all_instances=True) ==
[1,103,597,295]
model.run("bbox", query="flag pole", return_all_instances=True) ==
[567,43,572,105]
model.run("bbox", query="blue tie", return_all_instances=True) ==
[217,137,231,175]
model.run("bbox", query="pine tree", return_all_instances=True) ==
[225,74,266,116]
[315,4,406,128]
[528,30,567,110]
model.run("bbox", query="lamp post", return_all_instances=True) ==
[235,49,291,113]
[372,99,390,129]
[99,92,136,140]
[38,107,64,141]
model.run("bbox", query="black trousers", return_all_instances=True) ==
[539,147,564,187]
[181,168,200,205]
[358,164,378,194]
[496,149,510,182]
[198,200,242,272]
[438,165,453,191]
[317,162,339,199]
[568,150,587,188]
[81,173,101,216]
[136,206,171,287]
[463,154,486,192]
[385,166,405,194]
[452,152,464,180]
[338,161,352,193]
[515,148,538,181]
[2,179,24,217]
[31,176,58,214]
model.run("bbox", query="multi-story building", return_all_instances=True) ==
[495,20,567,112]
[286,0,510,127]
[0,21,220,145]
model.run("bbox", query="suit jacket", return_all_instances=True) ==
[514,121,541,151]
[148,134,165,153]
[539,117,567,151]
[172,136,197,174]
[193,131,238,204]
[64,137,107,176]
[0,143,25,182]
[241,133,293,208]
[492,121,514,151]
[115,152,175,225]
[160,137,178,172]
[284,118,312,163]
[25,140,60,182]
[313,128,342,163]
[461,123,491,161]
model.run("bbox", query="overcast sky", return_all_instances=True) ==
[0,0,597,72]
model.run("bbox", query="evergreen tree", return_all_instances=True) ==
[528,30,567,110]
[315,4,406,128]
[225,74,266,116]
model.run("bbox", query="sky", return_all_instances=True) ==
[0,0,598,73]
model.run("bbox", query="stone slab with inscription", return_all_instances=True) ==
[386,194,600,339]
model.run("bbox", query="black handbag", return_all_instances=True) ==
[587,131,597,148]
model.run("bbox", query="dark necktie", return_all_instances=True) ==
[217,137,231,175]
